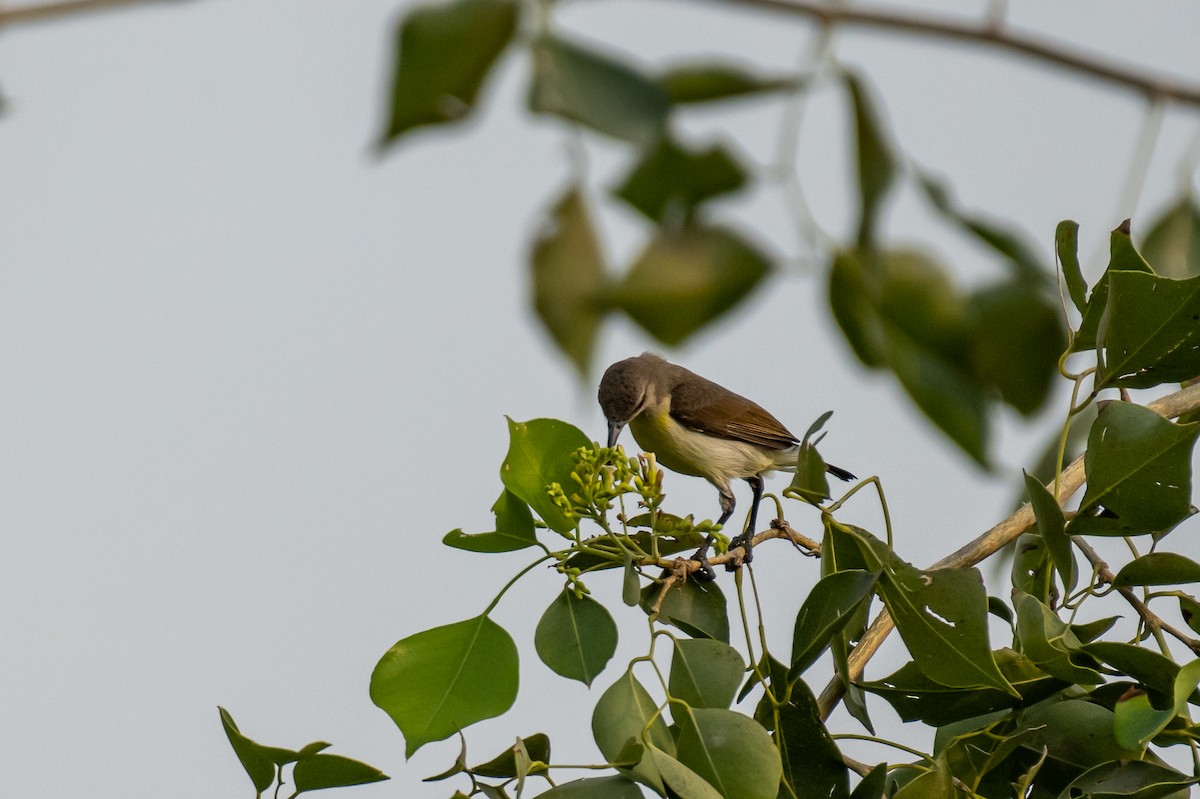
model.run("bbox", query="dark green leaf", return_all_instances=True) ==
[610,226,771,346]
[891,758,954,799]
[471,734,550,778]
[622,555,641,607]
[528,36,669,144]
[592,670,674,792]
[849,764,887,799]
[674,706,783,799]
[380,0,517,144]
[848,526,1015,694]
[1079,402,1199,531]
[1114,659,1200,750]
[1114,552,1200,587]
[1022,699,1141,768]
[844,72,896,247]
[861,648,1066,725]
[500,417,592,534]
[766,678,850,799]
[669,638,744,709]
[1010,532,1054,603]
[785,439,832,503]
[535,590,616,686]
[443,489,537,552]
[967,281,1065,416]
[657,63,796,104]
[1071,615,1120,643]
[789,569,878,678]
[1074,220,1155,352]
[640,577,730,642]
[1098,270,1200,389]
[370,615,518,756]
[292,754,388,794]
[1013,590,1104,684]
[1180,595,1200,635]
[613,137,746,225]
[1057,219,1089,314]
[1083,642,1194,700]
[531,188,606,375]
[1024,471,1074,594]
[218,707,278,793]
[1143,197,1200,279]
[1061,760,1200,799]
[533,776,644,798]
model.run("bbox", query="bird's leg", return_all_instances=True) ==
[726,475,764,571]
[689,490,735,582]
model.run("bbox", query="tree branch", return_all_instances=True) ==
[817,382,1200,719]
[0,0,178,28]
[709,0,1200,108]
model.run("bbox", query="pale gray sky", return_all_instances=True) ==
[1,1,1198,797]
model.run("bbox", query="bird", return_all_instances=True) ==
[598,353,855,578]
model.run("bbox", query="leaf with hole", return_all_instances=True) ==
[1098,270,1200,389]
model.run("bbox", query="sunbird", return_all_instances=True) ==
[598,353,854,578]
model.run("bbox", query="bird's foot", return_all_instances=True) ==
[687,545,718,582]
[725,533,754,571]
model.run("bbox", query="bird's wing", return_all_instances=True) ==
[668,370,798,450]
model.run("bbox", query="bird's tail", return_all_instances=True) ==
[825,463,856,482]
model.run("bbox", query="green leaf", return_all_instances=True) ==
[471,734,550,778]
[764,677,850,799]
[612,137,746,225]
[1074,220,1155,352]
[860,648,1066,725]
[1010,532,1054,603]
[647,744,724,799]
[1180,595,1200,635]
[1114,659,1200,750]
[1057,219,1089,314]
[967,281,1065,416]
[1079,402,1200,531]
[849,764,887,799]
[535,590,617,686]
[844,72,896,247]
[370,615,518,756]
[218,707,278,793]
[533,776,644,798]
[640,577,730,642]
[528,35,669,144]
[1098,270,1200,389]
[891,758,954,799]
[828,248,989,464]
[592,671,674,793]
[1061,760,1200,799]
[1023,472,1074,594]
[1013,590,1104,684]
[1143,197,1200,279]
[788,569,878,679]
[1022,699,1141,768]
[292,754,388,794]
[785,438,832,503]
[657,63,797,104]
[847,526,1015,694]
[380,0,517,144]
[500,417,592,534]
[917,174,1047,284]
[1083,642,1195,701]
[1114,552,1200,587]
[531,188,607,375]
[674,706,783,799]
[669,638,745,709]
[610,226,771,346]
[622,555,641,607]
[444,489,537,552]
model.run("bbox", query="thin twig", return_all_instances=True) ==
[709,0,1200,107]
[0,0,177,27]
[1073,536,1200,655]
[817,383,1200,719]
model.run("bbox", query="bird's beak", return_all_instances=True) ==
[607,420,624,449]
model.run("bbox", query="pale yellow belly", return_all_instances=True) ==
[628,411,789,481]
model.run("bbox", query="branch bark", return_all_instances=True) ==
[817,382,1200,719]
[710,0,1200,108]
[0,0,177,27]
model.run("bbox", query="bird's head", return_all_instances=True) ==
[597,354,663,448]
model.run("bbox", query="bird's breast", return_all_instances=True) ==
[628,410,791,480]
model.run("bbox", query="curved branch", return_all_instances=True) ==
[711,0,1200,108]
[0,0,177,27]
[817,382,1200,719]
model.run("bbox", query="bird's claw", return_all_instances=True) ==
[687,546,718,582]
[725,533,754,571]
